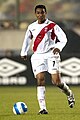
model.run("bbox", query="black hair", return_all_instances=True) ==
[35,5,47,13]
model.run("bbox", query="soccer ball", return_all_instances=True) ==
[13,102,28,115]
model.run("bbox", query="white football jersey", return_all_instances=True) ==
[21,19,67,56]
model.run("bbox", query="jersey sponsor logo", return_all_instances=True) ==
[33,23,56,52]
[32,29,36,31]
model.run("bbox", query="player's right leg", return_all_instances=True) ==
[36,72,48,114]
[31,54,48,114]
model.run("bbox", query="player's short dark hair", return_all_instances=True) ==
[35,5,47,13]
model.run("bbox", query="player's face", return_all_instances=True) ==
[35,8,47,24]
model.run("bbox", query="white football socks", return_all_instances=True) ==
[37,86,47,110]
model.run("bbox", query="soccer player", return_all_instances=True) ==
[20,5,75,114]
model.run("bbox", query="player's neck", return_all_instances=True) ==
[38,19,46,24]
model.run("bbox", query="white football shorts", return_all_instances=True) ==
[31,50,60,77]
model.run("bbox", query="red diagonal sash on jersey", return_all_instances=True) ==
[33,23,56,52]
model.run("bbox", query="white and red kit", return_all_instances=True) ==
[21,19,67,76]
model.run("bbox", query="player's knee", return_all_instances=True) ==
[36,73,45,86]
[52,80,61,86]
[37,77,45,86]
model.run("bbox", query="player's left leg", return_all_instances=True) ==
[51,73,75,108]
[48,51,75,108]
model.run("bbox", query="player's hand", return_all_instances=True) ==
[53,48,60,55]
[21,56,27,60]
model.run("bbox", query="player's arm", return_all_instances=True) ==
[20,26,32,60]
[53,25,67,53]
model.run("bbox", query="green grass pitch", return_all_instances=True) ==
[0,86,79,120]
